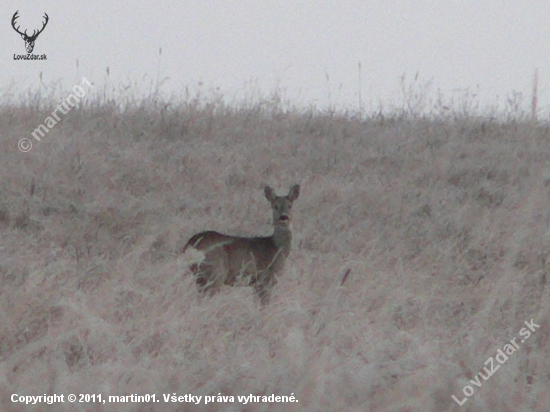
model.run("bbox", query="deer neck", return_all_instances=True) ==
[272,224,292,251]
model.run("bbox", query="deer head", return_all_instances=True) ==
[12,11,49,54]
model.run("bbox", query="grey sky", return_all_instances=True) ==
[3,0,550,114]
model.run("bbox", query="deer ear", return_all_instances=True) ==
[264,185,275,202]
[288,184,300,201]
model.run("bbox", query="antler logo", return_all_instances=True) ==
[11,11,49,54]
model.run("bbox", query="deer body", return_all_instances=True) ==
[183,184,300,304]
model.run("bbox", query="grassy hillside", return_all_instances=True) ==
[0,90,549,411]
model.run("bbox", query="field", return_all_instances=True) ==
[0,88,549,411]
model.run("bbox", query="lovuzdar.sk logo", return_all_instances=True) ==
[11,10,49,59]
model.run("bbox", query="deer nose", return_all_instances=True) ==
[279,215,289,221]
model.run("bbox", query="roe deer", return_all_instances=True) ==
[182,184,300,305]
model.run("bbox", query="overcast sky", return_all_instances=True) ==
[3,0,550,115]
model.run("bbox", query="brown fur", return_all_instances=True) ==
[182,184,300,304]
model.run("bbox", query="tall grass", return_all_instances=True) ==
[0,77,549,411]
